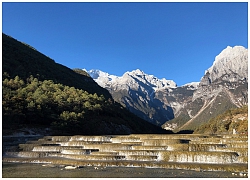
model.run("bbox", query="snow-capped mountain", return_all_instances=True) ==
[84,45,248,131]
[86,69,120,88]
[194,46,248,101]
[85,69,196,126]
[164,45,248,131]
[181,82,200,90]
[207,46,248,82]
[87,69,177,91]
[199,46,248,87]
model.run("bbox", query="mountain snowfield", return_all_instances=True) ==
[86,46,247,91]
[86,68,178,91]
[181,82,200,90]
[84,45,248,130]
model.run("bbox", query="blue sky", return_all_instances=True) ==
[2,2,248,86]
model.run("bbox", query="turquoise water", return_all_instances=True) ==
[2,163,242,178]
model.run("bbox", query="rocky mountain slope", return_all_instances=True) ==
[165,46,248,132]
[86,46,248,132]
[87,69,196,125]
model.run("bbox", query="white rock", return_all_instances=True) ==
[65,166,77,169]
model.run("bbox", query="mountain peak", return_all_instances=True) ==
[130,69,145,75]
[214,46,247,65]
[203,45,248,84]
[86,69,177,90]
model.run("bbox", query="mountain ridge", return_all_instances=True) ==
[85,45,248,131]
[87,69,178,90]
[86,68,183,125]
[164,45,248,131]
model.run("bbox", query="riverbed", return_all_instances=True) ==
[2,162,245,178]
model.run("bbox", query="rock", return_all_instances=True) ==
[65,166,77,170]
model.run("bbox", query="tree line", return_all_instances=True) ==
[2,74,114,133]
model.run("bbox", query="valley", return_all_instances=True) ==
[2,33,248,178]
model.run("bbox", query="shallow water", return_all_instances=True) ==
[2,162,245,178]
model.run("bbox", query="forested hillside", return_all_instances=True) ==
[194,106,248,134]
[2,33,168,135]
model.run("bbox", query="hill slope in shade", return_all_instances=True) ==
[2,33,111,100]
[2,33,167,135]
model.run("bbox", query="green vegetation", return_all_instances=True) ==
[194,106,248,134]
[3,74,105,132]
[2,33,111,99]
[2,33,167,135]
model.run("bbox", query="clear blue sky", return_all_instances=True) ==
[2,2,248,86]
